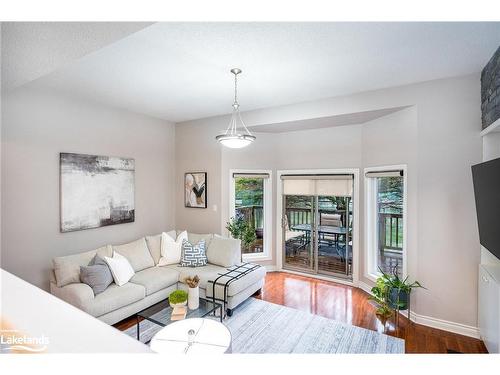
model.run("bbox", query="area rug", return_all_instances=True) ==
[122,298,404,353]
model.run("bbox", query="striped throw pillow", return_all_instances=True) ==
[180,239,208,267]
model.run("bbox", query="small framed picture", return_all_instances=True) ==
[184,172,207,208]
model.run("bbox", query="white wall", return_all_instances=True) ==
[175,74,482,331]
[1,84,176,290]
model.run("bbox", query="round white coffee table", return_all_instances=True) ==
[150,318,232,354]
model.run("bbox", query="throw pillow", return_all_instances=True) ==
[180,239,208,267]
[104,252,135,286]
[80,255,114,295]
[158,230,188,266]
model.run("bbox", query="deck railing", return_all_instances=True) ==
[379,212,403,252]
[237,205,403,253]
[235,205,263,229]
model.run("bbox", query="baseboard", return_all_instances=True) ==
[410,312,480,339]
[264,265,278,272]
[357,281,480,339]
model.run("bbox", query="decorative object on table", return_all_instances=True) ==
[60,152,135,232]
[369,266,425,325]
[226,216,256,254]
[169,290,188,308]
[180,239,207,267]
[215,68,256,149]
[184,172,207,208]
[149,318,232,354]
[171,305,187,321]
[185,275,200,310]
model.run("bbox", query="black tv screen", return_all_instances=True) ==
[472,157,500,261]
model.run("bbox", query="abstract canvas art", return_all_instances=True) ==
[60,153,135,232]
[185,172,207,208]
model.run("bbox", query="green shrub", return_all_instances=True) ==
[169,290,188,304]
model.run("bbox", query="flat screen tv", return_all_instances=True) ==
[472,157,500,261]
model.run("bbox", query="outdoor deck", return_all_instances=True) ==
[236,205,403,277]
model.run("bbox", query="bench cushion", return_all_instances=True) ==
[130,267,179,295]
[171,263,266,298]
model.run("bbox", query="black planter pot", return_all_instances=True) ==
[388,288,409,310]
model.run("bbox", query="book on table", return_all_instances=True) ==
[171,306,187,321]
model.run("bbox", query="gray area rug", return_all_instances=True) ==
[123,298,404,353]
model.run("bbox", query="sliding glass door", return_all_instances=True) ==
[282,174,354,280]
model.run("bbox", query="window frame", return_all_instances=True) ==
[364,164,407,282]
[229,169,273,262]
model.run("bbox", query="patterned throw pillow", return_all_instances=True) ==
[180,239,208,267]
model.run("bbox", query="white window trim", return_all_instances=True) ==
[364,164,408,282]
[229,169,273,262]
[276,168,360,286]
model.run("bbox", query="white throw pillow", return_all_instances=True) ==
[158,230,188,266]
[104,252,135,286]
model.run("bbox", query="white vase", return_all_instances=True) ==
[188,287,200,310]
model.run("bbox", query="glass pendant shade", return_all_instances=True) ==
[216,68,256,148]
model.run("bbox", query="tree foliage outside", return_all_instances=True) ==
[377,177,403,214]
[234,178,263,207]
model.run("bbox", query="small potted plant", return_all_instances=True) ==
[169,290,188,308]
[226,216,257,253]
[384,266,425,311]
[369,266,425,322]
[185,275,200,310]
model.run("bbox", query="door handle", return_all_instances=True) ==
[482,276,489,283]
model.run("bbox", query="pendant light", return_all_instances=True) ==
[216,68,256,148]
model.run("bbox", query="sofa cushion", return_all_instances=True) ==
[145,230,176,264]
[104,252,136,286]
[130,267,179,295]
[53,245,112,287]
[187,233,214,248]
[180,239,208,267]
[113,238,155,272]
[206,237,241,267]
[159,231,187,266]
[80,255,114,295]
[83,283,145,317]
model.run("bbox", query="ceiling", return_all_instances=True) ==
[1,22,153,92]
[249,107,409,133]
[5,22,500,123]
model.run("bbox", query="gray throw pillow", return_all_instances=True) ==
[180,239,207,267]
[80,255,114,295]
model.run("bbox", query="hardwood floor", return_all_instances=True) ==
[114,271,488,353]
[257,272,488,353]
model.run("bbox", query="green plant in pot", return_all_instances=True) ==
[384,266,425,311]
[169,290,188,308]
[226,216,257,253]
[369,266,425,320]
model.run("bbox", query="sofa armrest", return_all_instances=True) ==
[50,281,94,312]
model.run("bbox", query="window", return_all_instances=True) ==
[229,170,272,261]
[365,166,406,280]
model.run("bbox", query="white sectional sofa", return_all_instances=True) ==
[50,231,266,325]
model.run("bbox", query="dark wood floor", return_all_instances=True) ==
[114,271,488,354]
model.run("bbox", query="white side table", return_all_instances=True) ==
[150,318,232,354]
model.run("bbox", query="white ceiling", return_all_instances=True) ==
[249,107,409,133]
[1,22,153,92]
[7,22,500,123]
